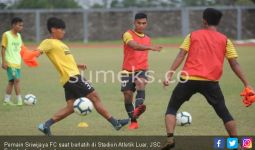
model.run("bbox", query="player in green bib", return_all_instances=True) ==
[1,17,24,106]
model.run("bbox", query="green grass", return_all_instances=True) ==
[0,43,254,136]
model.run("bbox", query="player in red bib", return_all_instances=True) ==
[161,8,252,150]
[121,13,162,130]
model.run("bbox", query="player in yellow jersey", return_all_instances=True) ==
[1,17,24,106]
[33,17,129,135]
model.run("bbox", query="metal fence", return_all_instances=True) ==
[0,6,254,43]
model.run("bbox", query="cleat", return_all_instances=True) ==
[114,119,130,130]
[133,104,146,119]
[161,142,175,150]
[161,138,175,150]
[17,100,23,106]
[128,121,139,130]
[3,101,16,106]
[38,123,51,136]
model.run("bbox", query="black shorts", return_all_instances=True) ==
[120,71,148,92]
[166,79,233,123]
[168,79,224,108]
[63,75,95,101]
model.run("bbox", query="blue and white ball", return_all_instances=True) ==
[73,97,94,116]
[176,112,192,126]
[24,94,37,105]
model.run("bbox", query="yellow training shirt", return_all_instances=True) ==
[38,39,80,85]
[1,31,23,68]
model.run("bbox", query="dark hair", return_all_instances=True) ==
[47,17,66,33]
[135,13,147,20]
[11,17,23,25]
[203,8,223,26]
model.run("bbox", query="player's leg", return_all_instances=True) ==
[224,120,237,136]
[3,67,15,105]
[86,91,129,130]
[86,91,111,119]
[135,71,147,106]
[13,68,22,106]
[51,100,74,122]
[123,90,139,129]
[162,80,196,150]
[14,79,21,96]
[38,99,74,136]
[74,75,129,130]
[121,73,135,119]
[6,80,14,95]
[121,73,138,129]
[123,90,134,120]
[14,80,22,106]
[133,76,147,119]
[4,80,14,104]
[200,82,237,136]
[38,76,79,135]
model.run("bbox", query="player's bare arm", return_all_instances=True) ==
[163,49,187,86]
[228,58,250,87]
[1,46,7,70]
[127,40,162,51]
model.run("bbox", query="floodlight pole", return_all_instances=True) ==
[237,7,242,40]
[83,10,89,43]
[181,7,190,37]
[35,10,41,43]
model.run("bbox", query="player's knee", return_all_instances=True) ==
[220,111,234,123]
[165,95,184,116]
[14,79,20,84]
[123,91,133,103]
[165,107,178,116]
[68,106,74,113]
[223,116,234,124]
[8,80,14,84]
[214,103,234,123]
[67,100,74,109]
[135,78,146,89]
[86,91,101,104]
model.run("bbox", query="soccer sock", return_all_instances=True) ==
[135,90,145,108]
[44,119,55,128]
[4,94,11,102]
[16,95,22,101]
[125,103,134,118]
[167,133,174,144]
[107,116,118,127]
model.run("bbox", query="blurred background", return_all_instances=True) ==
[0,0,254,43]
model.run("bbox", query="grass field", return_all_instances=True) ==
[0,40,254,136]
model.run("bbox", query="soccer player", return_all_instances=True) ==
[121,13,162,129]
[1,17,24,106]
[32,17,129,135]
[161,8,252,149]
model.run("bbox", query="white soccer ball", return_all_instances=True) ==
[24,94,37,105]
[73,97,94,116]
[176,111,192,126]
